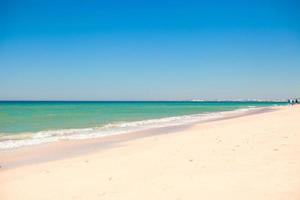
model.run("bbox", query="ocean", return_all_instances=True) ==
[0,101,286,150]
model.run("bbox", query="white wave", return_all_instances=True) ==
[0,106,266,150]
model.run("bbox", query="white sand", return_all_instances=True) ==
[1,105,300,200]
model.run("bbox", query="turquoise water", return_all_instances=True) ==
[0,101,286,149]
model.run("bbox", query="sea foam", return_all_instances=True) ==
[0,107,265,150]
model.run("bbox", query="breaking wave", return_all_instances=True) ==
[0,106,267,150]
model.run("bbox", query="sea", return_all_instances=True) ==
[0,101,286,150]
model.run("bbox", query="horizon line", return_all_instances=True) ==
[0,99,289,102]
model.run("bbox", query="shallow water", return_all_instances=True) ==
[0,101,286,149]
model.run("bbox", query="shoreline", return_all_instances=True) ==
[0,106,275,169]
[1,105,300,199]
[0,105,277,150]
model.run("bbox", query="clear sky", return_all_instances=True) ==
[0,0,299,100]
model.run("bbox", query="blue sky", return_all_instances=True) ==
[0,0,300,100]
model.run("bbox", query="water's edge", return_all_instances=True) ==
[0,106,271,150]
[0,106,277,170]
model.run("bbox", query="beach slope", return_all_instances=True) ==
[1,105,300,200]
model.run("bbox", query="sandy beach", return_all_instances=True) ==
[1,105,300,200]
